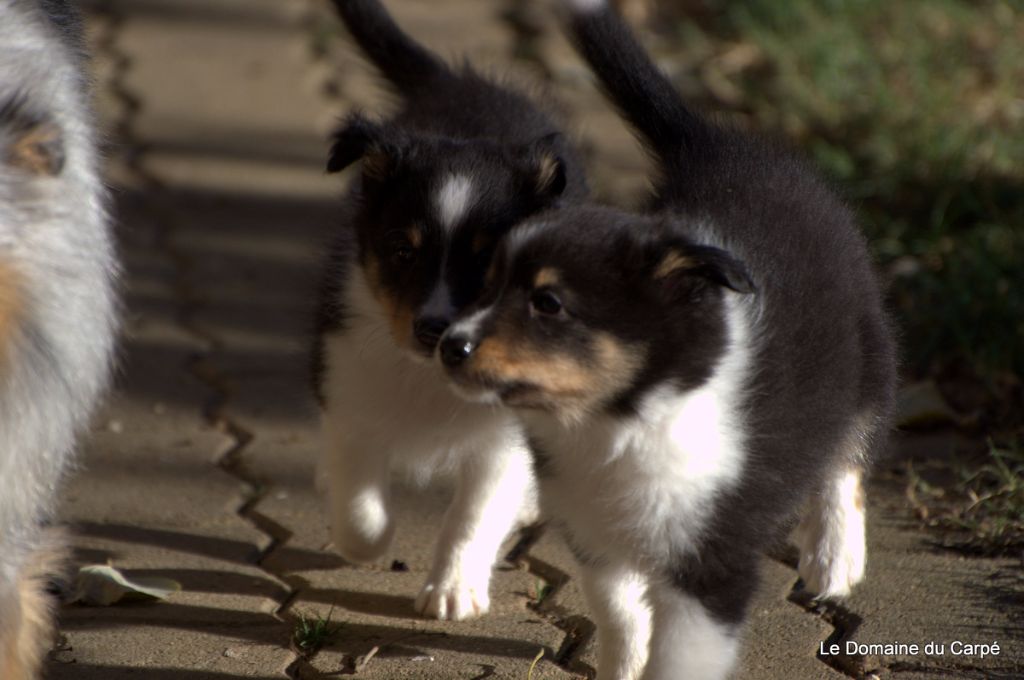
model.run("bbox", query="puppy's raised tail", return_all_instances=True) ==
[329,0,449,96]
[560,0,720,180]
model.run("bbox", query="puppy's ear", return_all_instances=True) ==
[653,243,755,294]
[522,132,568,201]
[1,97,64,176]
[327,114,403,181]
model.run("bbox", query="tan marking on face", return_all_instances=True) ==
[406,226,422,249]
[7,121,64,176]
[654,250,698,279]
[536,152,560,193]
[471,232,490,255]
[464,313,644,419]
[0,262,24,369]
[361,253,415,350]
[533,267,561,289]
[484,259,499,289]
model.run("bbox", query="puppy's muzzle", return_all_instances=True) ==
[413,316,450,350]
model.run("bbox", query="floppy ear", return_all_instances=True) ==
[653,244,755,294]
[523,132,568,200]
[326,114,402,181]
[1,98,64,176]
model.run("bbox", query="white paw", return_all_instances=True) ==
[798,538,866,599]
[329,501,394,564]
[415,578,490,621]
[797,468,867,599]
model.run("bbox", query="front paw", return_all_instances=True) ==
[415,578,490,621]
[329,496,395,564]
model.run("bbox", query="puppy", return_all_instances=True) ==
[0,0,117,677]
[313,0,586,620]
[438,1,896,677]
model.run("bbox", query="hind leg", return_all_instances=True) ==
[797,462,867,599]
[415,437,534,621]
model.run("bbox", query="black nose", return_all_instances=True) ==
[440,335,475,367]
[414,316,450,349]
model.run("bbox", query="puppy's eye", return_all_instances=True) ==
[384,232,417,265]
[393,243,416,263]
[530,289,563,316]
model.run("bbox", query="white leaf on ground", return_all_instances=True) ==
[70,564,181,606]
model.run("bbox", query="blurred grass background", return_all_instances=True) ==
[637,0,1023,550]
[649,0,1022,420]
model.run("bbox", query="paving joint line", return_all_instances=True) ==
[94,1,301,675]
[766,545,865,678]
[506,526,596,678]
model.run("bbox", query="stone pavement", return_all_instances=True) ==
[48,1,1022,678]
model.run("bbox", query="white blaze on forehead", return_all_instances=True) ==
[504,221,548,266]
[449,306,492,339]
[435,174,475,231]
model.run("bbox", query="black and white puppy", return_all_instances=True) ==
[1,1,117,677]
[312,0,586,620]
[439,1,896,677]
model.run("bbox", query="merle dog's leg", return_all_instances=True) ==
[416,434,535,620]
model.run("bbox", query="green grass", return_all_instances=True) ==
[656,0,1023,552]
[909,438,1024,554]
[291,608,343,657]
[666,0,1024,387]
[532,579,554,607]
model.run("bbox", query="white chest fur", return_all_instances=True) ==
[321,270,519,472]
[524,295,754,567]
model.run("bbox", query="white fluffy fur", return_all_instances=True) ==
[523,294,752,565]
[579,562,651,680]
[320,268,536,620]
[514,293,755,678]
[642,583,740,680]
[434,174,475,231]
[1,1,117,675]
[796,464,867,599]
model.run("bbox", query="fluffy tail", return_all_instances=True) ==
[560,0,718,178]
[329,0,449,95]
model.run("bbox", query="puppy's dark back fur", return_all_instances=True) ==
[567,6,897,623]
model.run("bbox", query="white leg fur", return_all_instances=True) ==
[797,465,867,599]
[579,563,651,680]
[416,441,534,620]
[322,417,395,563]
[640,582,740,680]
